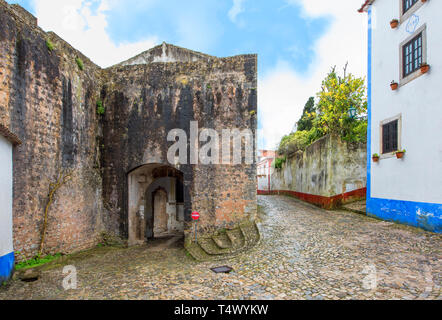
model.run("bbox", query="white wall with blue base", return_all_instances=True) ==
[0,135,14,282]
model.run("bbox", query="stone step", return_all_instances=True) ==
[198,237,233,256]
[341,200,367,215]
[185,242,213,261]
[226,228,245,249]
[212,233,233,249]
[240,222,261,248]
[185,222,261,262]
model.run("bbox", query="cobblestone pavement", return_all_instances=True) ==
[1,195,441,300]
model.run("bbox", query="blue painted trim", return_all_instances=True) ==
[367,198,442,233]
[365,8,441,234]
[364,7,441,234]
[0,252,14,282]
[367,7,372,200]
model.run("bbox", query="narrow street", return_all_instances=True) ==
[1,195,440,300]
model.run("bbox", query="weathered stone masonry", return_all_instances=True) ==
[0,1,258,259]
[270,135,366,209]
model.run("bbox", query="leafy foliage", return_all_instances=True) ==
[277,65,367,157]
[15,253,62,271]
[316,66,367,142]
[274,157,286,170]
[297,97,316,132]
[46,39,55,52]
[96,100,105,115]
[75,57,84,71]
[278,130,310,156]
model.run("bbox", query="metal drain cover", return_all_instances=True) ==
[211,266,233,274]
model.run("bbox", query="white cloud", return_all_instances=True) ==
[228,0,245,24]
[34,0,158,68]
[258,0,368,150]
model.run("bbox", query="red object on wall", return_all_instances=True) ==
[257,188,367,210]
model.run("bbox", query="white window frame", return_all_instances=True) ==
[379,114,402,159]
[399,24,427,87]
[399,0,425,24]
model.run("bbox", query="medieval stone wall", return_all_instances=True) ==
[101,56,258,240]
[271,135,366,209]
[0,1,257,258]
[0,0,104,259]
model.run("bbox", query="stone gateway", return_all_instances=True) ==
[0,1,259,262]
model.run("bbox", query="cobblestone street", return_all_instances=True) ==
[1,195,441,300]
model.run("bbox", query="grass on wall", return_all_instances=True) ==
[14,252,62,271]
[75,57,84,71]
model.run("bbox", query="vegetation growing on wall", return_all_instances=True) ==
[39,170,73,256]
[15,252,62,271]
[96,100,105,115]
[278,65,367,157]
[274,157,286,170]
[45,39,54,52]
[75,57,84,71]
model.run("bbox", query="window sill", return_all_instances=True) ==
[380,152,397,160]
[399,1,425,25]
[400,69,426,87]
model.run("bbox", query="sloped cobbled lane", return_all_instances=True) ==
[1,195,440,300]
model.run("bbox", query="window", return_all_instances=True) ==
[382,120,398,154]
[400,0,425,23]
[403,0,418,14]
[403,32,423,78]
[399,24,426,85]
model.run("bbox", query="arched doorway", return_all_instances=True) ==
[127,164,186,246]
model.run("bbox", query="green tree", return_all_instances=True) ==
[316,65,367,142]
[278,130,310,156]
[277,64,367,157]
[297,97,316,132]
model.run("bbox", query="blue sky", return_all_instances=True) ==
[7,0,329,76]
[6,0,367,149]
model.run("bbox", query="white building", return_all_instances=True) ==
[257,150,276,193]
[360,0,442,233]
[0,124,21,282]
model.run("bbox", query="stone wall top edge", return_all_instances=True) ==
[46,32,102,73]
[104,58,256,78]
[105,54,257,72]
[0,1,102,73]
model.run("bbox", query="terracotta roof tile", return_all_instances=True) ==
[358,0,375,13]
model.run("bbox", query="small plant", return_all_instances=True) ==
[15,253,62,271]
[390,19,399,29]
[372,153,380,162]
[274,157,286,169]
[396,149,406,159]
[96,100,105,115]
[390,81,398,91]
[46,39,55,52]
[76,57,84,71]
[206,84,212,89]
[420,62,430,74]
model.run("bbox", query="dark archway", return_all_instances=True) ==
[127,163,186,245]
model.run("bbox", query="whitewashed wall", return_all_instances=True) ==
[371,0,442,204]
[0,135,13,258]
[257,160,272,191]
